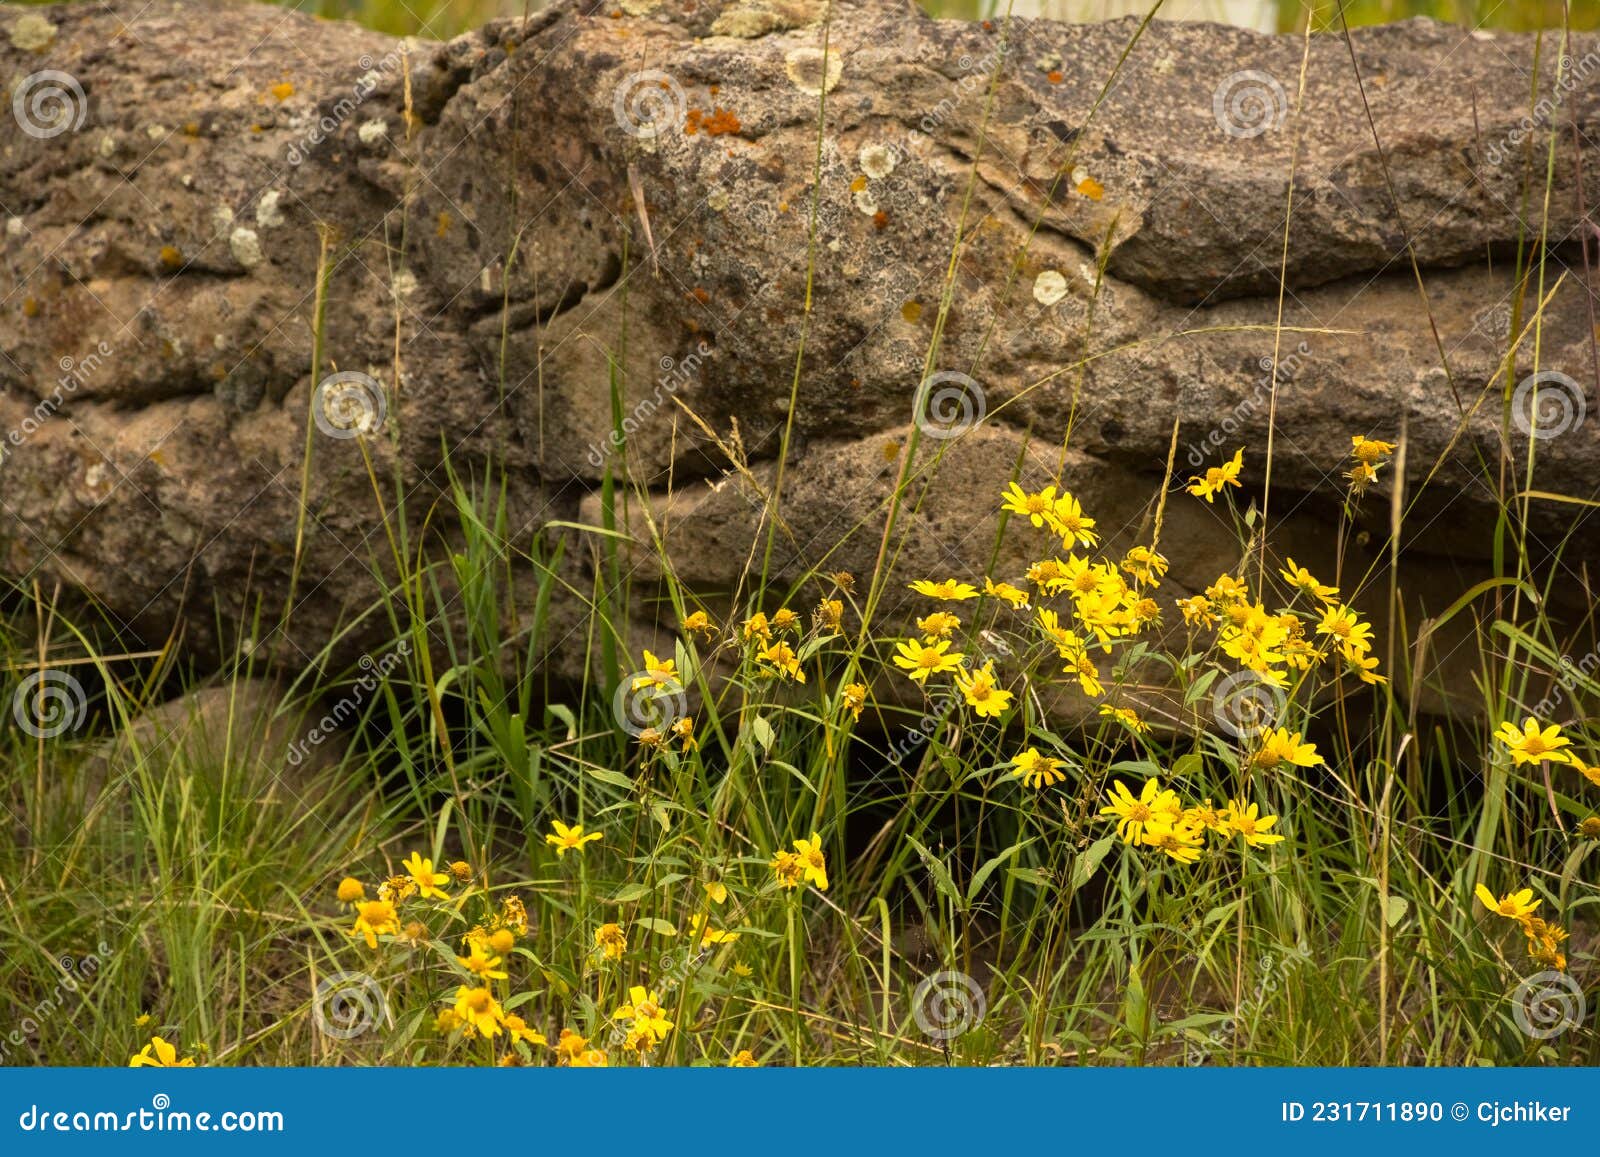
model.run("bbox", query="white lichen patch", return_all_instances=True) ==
[1032,269,1068,307]
[229,226,264,268]
[144,124,168,141]
[858,143,895,180]
[211,205,235,234]
[853,187,878,217]
[8,13,57,52]
[357,118,387,146]
[255,190,285,229]
[707,187,730,213]
[392,269,418,300]
[784,47,843,97]
[97,134,117,158]
[5,216,24,238]
[618,0,661,14]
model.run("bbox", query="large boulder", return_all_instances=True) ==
[3,0,1596,711]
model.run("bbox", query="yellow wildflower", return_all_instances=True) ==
[546,820,603,857]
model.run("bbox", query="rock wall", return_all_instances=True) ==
[3,0,1598,709]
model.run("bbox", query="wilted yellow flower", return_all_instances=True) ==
[770,607,801,633]
[817,599,844,630]
[336,876,366,904]
[742,612,772,641]
[672,715,698,752]
[841,682,867,720]
[1120,545,1169,587]
[595,922,627,961]
[1177,595,1217,629]
[771,849,805,890]
[1350,435,1395,464]
[916,611,962,641]
[729,1049,759,1067]
[682,609,716,638]
[500,896,529,935]
[446,860,472,883]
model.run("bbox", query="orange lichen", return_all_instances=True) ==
[689,287,711,305]
[181,121,201,137]
[850,175,868,193]
[686,107,741,137]
[269,81,295,102]
[436,211,452,239]
[1047,70,1063,84]
[900,301,922,323]
[881,440,900,461]
[872,210,889,231]
[22,297,40,319]
[1076,176,1104,201]
[159,245,183,269]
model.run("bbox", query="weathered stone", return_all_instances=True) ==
[2,0,1596,715]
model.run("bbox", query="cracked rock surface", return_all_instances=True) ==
[3,0,1597,710]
